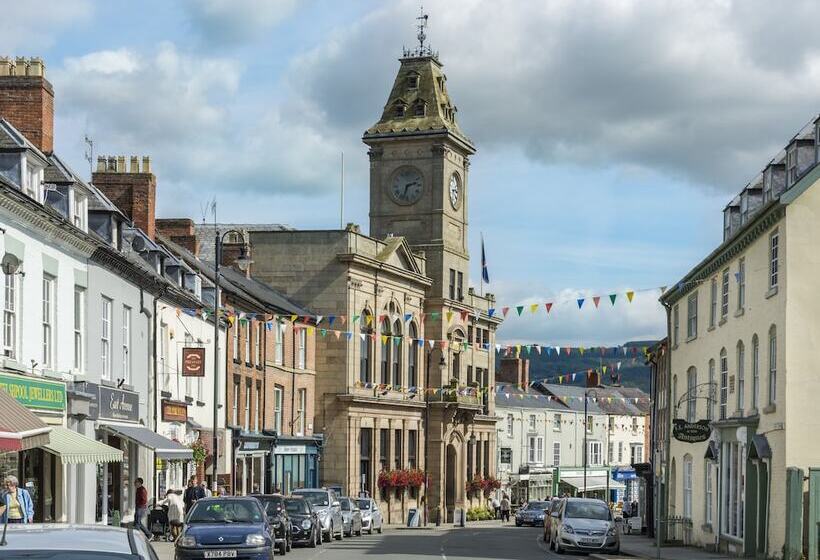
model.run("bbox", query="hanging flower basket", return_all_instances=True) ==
[190,439,207,466]
[378,468,427,490]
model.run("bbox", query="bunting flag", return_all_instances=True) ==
[593,296,600,308]
[577,298,585,309]
[545,302,553,314]
[626,291,635,302]
[516,306,524,316]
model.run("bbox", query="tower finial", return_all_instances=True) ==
[416,6,428,52]
[403,5,436,58]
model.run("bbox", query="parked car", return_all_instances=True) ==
[252,493,292,555]
[542,497,562,544]
[293,488,344,542]
[549,497,620,555]
[284,495,321,547]
[175,497,275,560]
[339,496,363,537]
[356,497,383,534]
[515,500,551,527]
[2,524,159,560]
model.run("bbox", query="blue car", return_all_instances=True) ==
[175,497,274,560]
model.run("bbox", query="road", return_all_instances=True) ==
[152,524,573,560]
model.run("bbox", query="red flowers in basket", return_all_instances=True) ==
[378,468,426,489]
[466,475,502,495]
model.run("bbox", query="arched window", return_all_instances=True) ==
[736,340,745,413]
[408,323,418,388]
[719,348,728,420]
[380,318,390,384]
[686,367,697,422]
[751,334,759,410]
[707,359,715,421]
[768,325,777,406]
[360,310,372,383]
[392,319,402,387]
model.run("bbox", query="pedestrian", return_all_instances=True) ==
[500,493,511,523]
[200,481,212,498]
[134,478,151,539]
[183,476,205,511]
[623,500,632,519]
[491,496,500,519]
[0,475,34,524]
[158,489,185,540]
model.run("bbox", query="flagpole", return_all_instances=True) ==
[480,232,485,297]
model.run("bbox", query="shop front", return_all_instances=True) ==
[157,399,198,496]
[557,468,625,501]
[507,469,553,505]
[0,371,66,522]
[270,436,322,494]
[233,430,275,495]
[612,466,639,505]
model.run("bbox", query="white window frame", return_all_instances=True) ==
[274,385,284,434]
[528,436,536,464]
[73,286,85,372]
[274,322,284,365]
[631,444,644,464]
[586,415,593,434]
[720,349,728,420]
[708,359,715,421]
[255,383,262,432]
[298,328,307,369]
[752,335,759,410]
[122,305,131,384]
[506,414,513,437]
[244,321,250,363]
[244,380,251,430]
[768,326,777,405]
[41,275,55,368]
[536,436,544,464]
[101,297,112,380]
[553,413,561,432]
[232,324,239,361]
[297,388,307,436]
[736,341,745,413]
[769,230,779,289]
[705,461,713,526]
[721,269,730,319]
[528,414,536,432]
[686,367,697,422]
[709,277,717,327]
[3,271,18,359]
[737,258,745,311]
[618,441,624,463]
[255,322,262,366]
[553,442,560,466]
[673,304,679,346]
[683,455,693,519]
[588,441,602,466]
[687,292,697,339]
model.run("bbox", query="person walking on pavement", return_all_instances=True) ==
[0,475,34,524]
[183,476,205,512]
[491,496,500,519]
[134,478,151,539]
[200,481,212,498]
[158,489,185,541]
[500,494,511,523]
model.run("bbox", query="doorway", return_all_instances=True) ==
[445,444,456,522]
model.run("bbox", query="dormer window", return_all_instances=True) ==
[72,191,87,231]
[393,103,407,118]
[763,171,772,203]
[786,145,798,186]
[24,162,42,202]
[413,100,426,117]
[407,73,419,89]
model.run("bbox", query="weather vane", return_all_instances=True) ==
[403,5,436,58]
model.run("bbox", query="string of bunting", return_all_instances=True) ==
[179,285,667,328]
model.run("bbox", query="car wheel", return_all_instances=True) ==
[377,523,382,534]
[554,538,564,555]
[335,523,343,540]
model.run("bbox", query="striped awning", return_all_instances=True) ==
[0,389,50,452]
[42,427,123,465]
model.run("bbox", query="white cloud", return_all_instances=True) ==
[183,0,298,46]
[0,0,93,52]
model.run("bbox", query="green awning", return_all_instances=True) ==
[42,426,123,465]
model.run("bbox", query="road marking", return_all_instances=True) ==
[440,544,447,560]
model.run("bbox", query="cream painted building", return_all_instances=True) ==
[661,116,820,558]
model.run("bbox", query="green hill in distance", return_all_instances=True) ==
[495,340,658,393]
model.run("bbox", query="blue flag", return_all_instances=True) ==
[481,233,490,284]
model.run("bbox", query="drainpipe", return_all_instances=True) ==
[660,299,672,552]
[139,287,157,501]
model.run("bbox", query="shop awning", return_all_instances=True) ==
[100,423,193,460]
[42,426,123,465]
[0,389,50,452]
[561,475,626,492]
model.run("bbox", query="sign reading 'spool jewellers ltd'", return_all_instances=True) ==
[0,372,66,411]
[672,419,712,443]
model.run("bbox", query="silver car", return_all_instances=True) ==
[2,524,159,559]
[340,496,363,537]
[549,498,620,555]
[356,497,384,534]
[293,488,345,542]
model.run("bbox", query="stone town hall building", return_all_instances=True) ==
[247,41,500,523]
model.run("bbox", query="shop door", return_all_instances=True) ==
[19,449,55,522]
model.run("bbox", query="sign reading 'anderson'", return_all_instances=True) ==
[672,419,712,443]
[182,347,205,377]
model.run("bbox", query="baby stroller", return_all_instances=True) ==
[148,505,171,541]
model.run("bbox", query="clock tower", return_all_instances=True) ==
[363,46,475,301]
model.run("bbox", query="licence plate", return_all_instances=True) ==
[580,538,601,545]
[204,551,237,558]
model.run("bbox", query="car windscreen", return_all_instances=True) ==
[285,498,310,515]
[526,501,550,510]
[356,500,371,510]
[258,496,284,517]
[340,499,351,511]
[295,491,329,507]
[187,500,264,523]
[564,502,611,521]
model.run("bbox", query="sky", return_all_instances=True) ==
[3,0,820,346]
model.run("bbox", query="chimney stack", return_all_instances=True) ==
[498,357,530,388]
[156,218,200,256]
[93,155,157,239]
[0,56,54,153]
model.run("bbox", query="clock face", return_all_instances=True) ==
[390,168,424,205]
[449,173,460,209]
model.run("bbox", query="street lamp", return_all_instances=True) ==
[211,229,252,493]
[583,387,601,496]
[423,349,446,527]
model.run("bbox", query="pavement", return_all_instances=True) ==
[151,523,733,560]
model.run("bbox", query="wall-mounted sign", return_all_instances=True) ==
[673,419,712,443]
[500,448,512,464]
[0,372,66,411]
[162,400,188,423]
[275,445,307,455]
[182,347,205,377]
[98,386,140,422]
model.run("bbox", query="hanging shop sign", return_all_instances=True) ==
[0,372,65,411]
[672,419,712,443]
[182,347,206,377]
[161,400,189,423]
[98,386,140,422]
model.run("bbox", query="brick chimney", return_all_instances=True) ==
[0,57,54,153]
[93,155,156,239]
[498,357,530,388]
[156,218,200,256]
